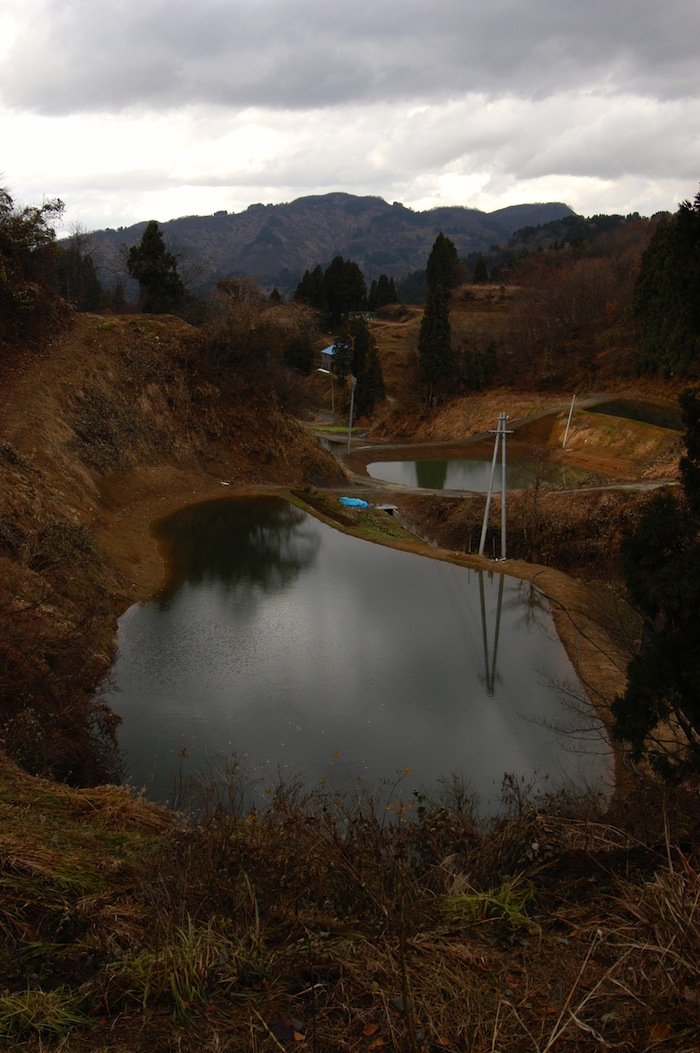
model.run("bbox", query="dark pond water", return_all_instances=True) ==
[101,496,611,811]
[366,456,591,491]
[587,399,682,431]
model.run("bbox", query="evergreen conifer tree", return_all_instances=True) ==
[350,319,385,416]
[126,220,185,314]
[611,387,700,777]
[473,254,489,284]
[634,188,700,375]
[293,265,325,310]
[330,333,353,381]
[322,256,366,323]
[426,232,460,293]
[418,283,453,403]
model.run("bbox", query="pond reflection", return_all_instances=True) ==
[480,571,504,695]
[154,497,320,607]
[586,399,682,431]
[103,496,611,810]
[366,457,592,490]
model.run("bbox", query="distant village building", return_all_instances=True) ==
[319,345,336,372]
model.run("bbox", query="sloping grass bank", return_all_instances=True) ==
[1,757,698,1052]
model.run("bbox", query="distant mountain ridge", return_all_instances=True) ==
[88,192,575,297]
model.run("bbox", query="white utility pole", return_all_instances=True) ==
[478,413,513,559]
[500,413,509,560]
[563,393,576,448]
[346,375,357,454]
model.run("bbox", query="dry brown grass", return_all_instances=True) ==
[1,753,699,1052]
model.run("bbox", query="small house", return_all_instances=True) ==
[319,345,335,372]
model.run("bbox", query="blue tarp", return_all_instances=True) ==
[339,497,369,508]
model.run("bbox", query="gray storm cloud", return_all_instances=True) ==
[1,0,697,228]
[3,0,699,114]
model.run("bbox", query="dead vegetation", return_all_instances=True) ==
[0,756,698,1052]
[383,486,652,589]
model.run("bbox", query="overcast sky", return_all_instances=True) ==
[2,0,699,233]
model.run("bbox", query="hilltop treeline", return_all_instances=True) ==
[0,190,74,349]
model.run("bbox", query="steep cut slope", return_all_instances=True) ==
[0,313,344,783]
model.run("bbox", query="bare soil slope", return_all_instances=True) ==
[0,313,344,781]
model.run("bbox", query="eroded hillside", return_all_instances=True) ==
[0,313,344,783]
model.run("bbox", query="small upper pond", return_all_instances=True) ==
[101,496,611,811]
[586,399,682,431]
[366,456,592,491]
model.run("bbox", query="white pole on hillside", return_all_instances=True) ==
[563,393,576,448]
[479,413,512,559]
[347,375,357,454]
[501,413,508,559]
[479,415,503,556]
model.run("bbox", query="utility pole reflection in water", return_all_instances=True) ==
[479,570,505,695]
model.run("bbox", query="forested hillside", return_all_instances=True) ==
[84,192,573,298]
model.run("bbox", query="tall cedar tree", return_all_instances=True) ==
[473,254,489,284]
[634,188,700,376]
[322,256,366,324]
[426,232,460,294]
[368,274,398,311]
[418,233,457,402]
[294,257,366,323]
[350,319,385,417]
[611,388,700,777]
[418,283,453,403]
[127,220,185,314]
[293,264,325,311]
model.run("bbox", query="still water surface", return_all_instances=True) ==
[586,399,682,431]
[366,457,591,490]
[103,496,611,809]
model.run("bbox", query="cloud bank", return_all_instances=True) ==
[1,0,698,229]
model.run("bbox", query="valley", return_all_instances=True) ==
[1,209,699,1049]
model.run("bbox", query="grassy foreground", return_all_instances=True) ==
[1,755,699,1053]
